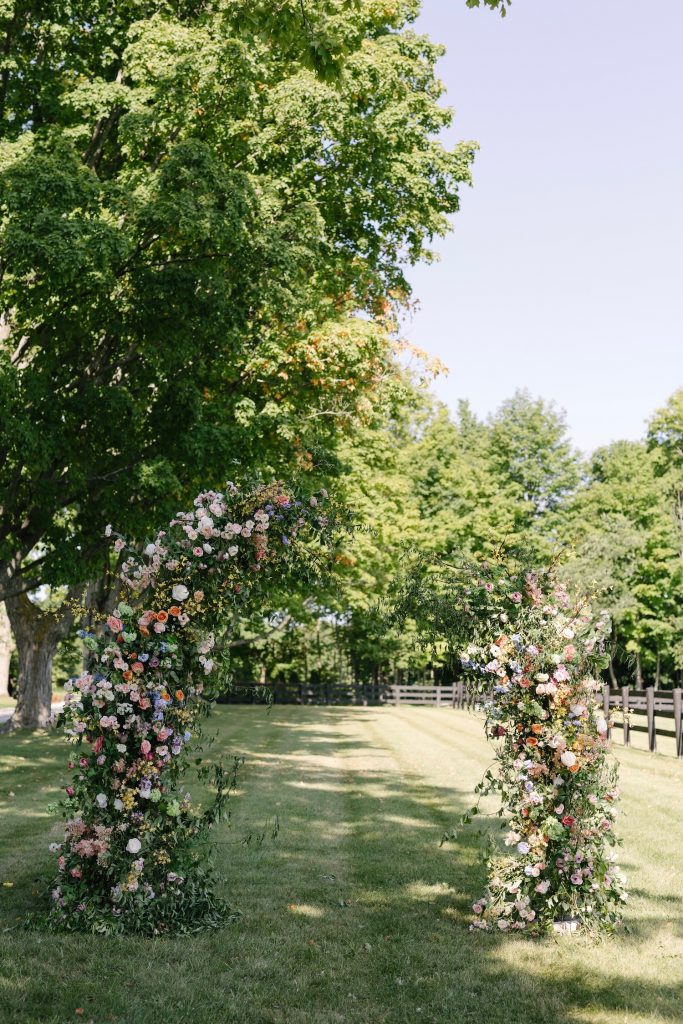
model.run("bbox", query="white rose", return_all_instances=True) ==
[144,543,156,556]
[595,717,608,734]
[114,798,124,811]
[172,584,189,602]
[95,792,108,808]
[560,751,577,767]
[126,838,142,854]
[116,743,127,753]
[228,545,238,557]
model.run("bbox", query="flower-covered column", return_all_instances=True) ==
[395,561,628,935]
[48,482,333,934]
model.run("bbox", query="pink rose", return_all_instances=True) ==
[141,740,152,755]
[106,616,123,633]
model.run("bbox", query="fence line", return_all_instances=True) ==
[221,680,683,758]
[602,685,683,756]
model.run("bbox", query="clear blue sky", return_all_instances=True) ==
[404,0,683,452]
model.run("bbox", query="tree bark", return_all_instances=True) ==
[608,638,618,688]
[0,602,13,697]
[635,650,643,688]
[3,591,75,730]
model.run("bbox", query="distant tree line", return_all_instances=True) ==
[227,386,683,694]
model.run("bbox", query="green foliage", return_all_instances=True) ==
[466,0,512,13]
[0,0,472,600]
[561,439,682,681]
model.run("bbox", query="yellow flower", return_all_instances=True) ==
[122,789,136,810]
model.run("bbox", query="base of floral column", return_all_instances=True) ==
[552,917,581,935]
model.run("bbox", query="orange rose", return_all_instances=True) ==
[139,627,150,637]
[169,605,181,617]
[569,764,580,773]
[175,690,185,702]
[157,610,169,623]
[123,670,133,682]
[531,724,543,735]
[526,737,538,747]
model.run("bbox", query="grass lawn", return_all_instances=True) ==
[0,706,682,1024]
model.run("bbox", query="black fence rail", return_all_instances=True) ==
[602,685,683,756]
[221,680,472,708]
[220,680,683,758]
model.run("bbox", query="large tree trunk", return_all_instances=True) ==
[3,591,74,731]
[0,602,13,698]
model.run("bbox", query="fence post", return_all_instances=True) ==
[436,685,442,707]
[674,688,683,758]
[602,684,611,740]
[621,686,630,746]
[646,686,657,753]
[394,685,400,707]
[457,681,464,709]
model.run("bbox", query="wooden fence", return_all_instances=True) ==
[221,680,683,758]
[601,685,683,756]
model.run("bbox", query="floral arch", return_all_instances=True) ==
[47,484,626,938]
[49,481,332,934]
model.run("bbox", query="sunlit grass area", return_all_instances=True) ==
[1,706,682,1024]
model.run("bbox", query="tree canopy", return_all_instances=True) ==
[0,0,474,601]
